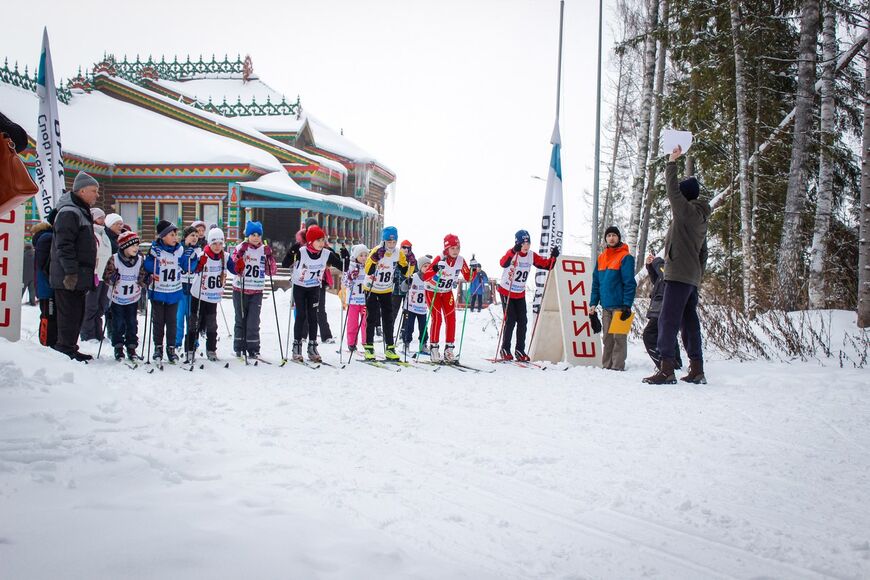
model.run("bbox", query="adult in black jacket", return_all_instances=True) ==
[49,172,100,361]
[642,254,682,371]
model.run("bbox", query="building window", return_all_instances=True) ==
[201,204,220,227]
[160,202,179,226]
[119,202,138,230]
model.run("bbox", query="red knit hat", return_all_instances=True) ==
[118,230,140,251]
[443,233,460,249]
[306,225,326,244]
[401,239,412,248]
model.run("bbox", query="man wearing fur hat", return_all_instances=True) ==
[644,146,711,385]
[49,171,100,361]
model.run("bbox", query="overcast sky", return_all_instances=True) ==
[3,0,611,270]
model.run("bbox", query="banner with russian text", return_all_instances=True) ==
[35,28,65,219]
[0,207,25,342]
[532,122,564,317]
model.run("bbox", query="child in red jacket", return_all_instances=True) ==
[423,234,472,363]
[496,229,558,361]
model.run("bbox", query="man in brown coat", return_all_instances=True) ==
[644,146,711,385]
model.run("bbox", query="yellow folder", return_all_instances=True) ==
[608,311,634,335]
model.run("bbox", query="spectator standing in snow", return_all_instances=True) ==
[590,225,637,371]
[80,207,112,342]
[468,257,488,313]
[642,254,682,371]
[50,171,100,361]
[31,221,56,347]
[644,146,711,385]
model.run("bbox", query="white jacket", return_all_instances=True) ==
[93,224,112,282]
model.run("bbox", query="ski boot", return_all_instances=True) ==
[207,351,218,362]
[114,346,124,361]
[323,337,335,345]
[384,345,400,361]
[680,359,707,384]
[429,344,441,363]
[166,346,179,364]
[153,345,164,362]
[292,340,304,362]
[499,347,513,361]
[643,359,677,385]
[514,348,530,362]
[307,342,322,363]
[363,344,376,361]
[443,343,456,364]
[127,346,140,362]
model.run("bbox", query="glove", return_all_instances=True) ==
[589,312,602,334]
[62,273,77,291]
[407,250,417,267]
[111,271,121,285]
[151,273,160,283]
[620,307,632,321]
[435,262,446,272]
[372,245,386,262]
[512,243,522,254]
[550,246,560,259]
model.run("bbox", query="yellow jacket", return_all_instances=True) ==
[364,245,414,294]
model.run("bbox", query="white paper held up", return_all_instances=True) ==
[661,129,693,156]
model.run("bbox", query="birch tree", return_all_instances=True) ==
[807,3,837,310]
[625,0,658,252]
[858,40,870,327]
[776,0,820,311]
[729,0,755,314]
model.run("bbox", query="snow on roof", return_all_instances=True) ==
[155,77,291,109]
[106,74,347,175]
[0,81,284,171]
[241,171,377,217]
[232,115,306,134]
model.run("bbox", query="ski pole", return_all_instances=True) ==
[188,251,207,362]
[267,257,285,364]
[337,273,352,365]
[96,280,116,359]
[143,279,155,364]
[456,270,476,362]
[416,270,441,361]
[240,261,248,365]
[494,252,520,360]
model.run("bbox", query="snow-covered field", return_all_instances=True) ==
[1,292,868,579]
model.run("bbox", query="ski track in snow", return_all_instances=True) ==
[0,296,868,579]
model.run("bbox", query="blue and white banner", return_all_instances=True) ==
[532,122,564,316]
[34,28,64,220]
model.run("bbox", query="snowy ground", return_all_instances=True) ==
[1,292,868,579]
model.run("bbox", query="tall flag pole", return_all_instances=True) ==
[35,27,65,220]
[591,0,604,258]
[532,0,566,317]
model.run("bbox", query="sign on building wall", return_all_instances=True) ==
[528,255,600,367]
[0,206,25,342]
[227,184,240,240]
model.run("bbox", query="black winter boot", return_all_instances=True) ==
[643,359,677,384]
[292,340,304,362]
[307,341,322,362]
[167,346,179,364]
[114,346,124,361]
[153,345,164,361]
[127,346,139,361]
[681,359,707,384]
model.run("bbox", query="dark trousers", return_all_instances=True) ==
[186,297,218,353]
[401,311,428,346]
[317,284,333,341]
[150,301,179,350]
[110,302,139,348]
[233,291,263,354]
[657,281,703,361]
[501,297,528,352]
[81,282,110,341]
[54,288,87,355]
[22,282,37,306]
[391,293,405,327]
[642,316,682,369]
[294,285,320,341]
[469,293,483,312]
[366,292,395,347]
[38,297,57,348]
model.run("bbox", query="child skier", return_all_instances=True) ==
[401,254,432,356]
[175,226,200,351]
[496,229,558,362]
[186,228,234,363]
[231,221,277,360]
[103,230,147,361]
[286,225,344,362]
[363,226,415,362]
[423,234,472,363]
[144,220,195,363]
[342,244,369,353]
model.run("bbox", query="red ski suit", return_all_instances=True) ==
[423,254,472,344]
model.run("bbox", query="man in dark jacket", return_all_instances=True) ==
[642,254,682,371]
[644,146,711,384]
[50,171,100,361]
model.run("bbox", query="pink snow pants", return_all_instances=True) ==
[346,304,367,347]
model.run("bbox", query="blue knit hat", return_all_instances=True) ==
[382,226,398,242]
[515,229,530,245]
[245,221,263,237]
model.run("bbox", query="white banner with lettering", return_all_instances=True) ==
[0,206,25,341]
